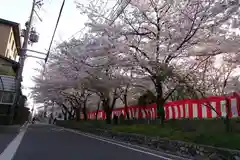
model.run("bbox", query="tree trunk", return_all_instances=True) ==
[123,94,130,120]
[156,81,165,125]
[61,109,67,120]
[82,101,88,120]
[225,98,231,132]
[156,98,165,125]
[75,107,80,121]
[102,95,117,124]
[64,114,67,120]
[102,98,112,124]
[95,100,101,120]
[105,111,111,124]
[61,104,73,120]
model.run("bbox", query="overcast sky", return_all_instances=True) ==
[0,0,117,109]
[0,0,89,108]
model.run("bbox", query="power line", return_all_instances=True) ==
[66,0,125,41]
[108,0,131,25]
[45,0,130,63]
[45,0,65,63]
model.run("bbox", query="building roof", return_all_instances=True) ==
[0,18,21,55]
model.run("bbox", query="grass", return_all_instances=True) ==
[57,118,240,150]
[112,118,240,150]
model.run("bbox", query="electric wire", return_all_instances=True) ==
[45,0,65,63]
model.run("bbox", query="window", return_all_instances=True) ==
[6,49,9,57]
[2,92,15,104]
[9,33,12,43]
[13,54,17,61]
[11,41,15,50]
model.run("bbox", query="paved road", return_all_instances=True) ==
[0,125,20,154]
[0,124,188,160]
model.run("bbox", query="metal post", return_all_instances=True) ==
[9,0,36,124]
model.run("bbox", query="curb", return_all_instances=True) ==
[62,127,190,160]
[19,121,29,132]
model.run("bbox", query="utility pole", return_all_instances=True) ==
[18,0,36,81]
[9,0,36,124]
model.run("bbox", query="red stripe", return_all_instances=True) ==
[182,104,186,118]
[87,92,240,120]
[206,103,212,118]
[188,103,193,118]
[197,103,203,119]
[165,106,169,120]
[172,106,176,119]
[215,101,221,117]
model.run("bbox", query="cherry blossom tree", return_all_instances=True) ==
[76,0,240,125]
[32,31,132,123]
[31,0,240,126]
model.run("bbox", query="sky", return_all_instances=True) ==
[0,0,89,108]
[0,0,118,110]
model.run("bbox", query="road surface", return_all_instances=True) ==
[0,127,18,155]
[0,123,189,160]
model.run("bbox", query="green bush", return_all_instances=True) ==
[112,119,240,150]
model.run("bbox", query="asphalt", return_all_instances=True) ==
[0,124,188,160]
[0,125,20,154]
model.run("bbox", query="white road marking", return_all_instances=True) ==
[63,128,190,160]
[51,128,63,132]
[0,124,28,160]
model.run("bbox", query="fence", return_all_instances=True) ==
[87,92,240,120]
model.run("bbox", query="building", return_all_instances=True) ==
[0,18,21,124]
[0,54,19,76]
[0,18,21,61]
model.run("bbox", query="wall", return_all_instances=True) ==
[0,24,18,61]
[0,58,15,76]
[0,24,10,57]
[4,27,18,61]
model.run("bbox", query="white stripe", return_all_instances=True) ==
[231,98,238,117]
[179,105,184,118]
[173,106,178,119]
[202,103,207,118]
[169,107,173,119]
[142,110,147,118]
[0,125,28,160]
[128,110,132,118]
[220,100,227,117]
[192,104,198,118]
[152,108,155,118]
[136,110,139,119]
[64,128,190,160]
[149,110,153,119]
[185,104,189,118]
[210,102,217,118]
